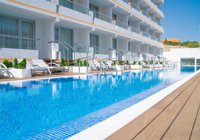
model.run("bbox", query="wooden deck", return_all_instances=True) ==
[106,73,200,140]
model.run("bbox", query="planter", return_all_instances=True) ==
[65,66,73,72]
[72,66,91,73]
[3,68,31,78]
[116,65,124,70]
[131,65,142,69]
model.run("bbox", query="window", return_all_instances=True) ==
[0,14,35,49]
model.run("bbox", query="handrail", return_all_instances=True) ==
[63,41,76,67]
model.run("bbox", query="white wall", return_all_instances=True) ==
[74,29,90,46]
[0,48,38,59]
[164,48,200,62]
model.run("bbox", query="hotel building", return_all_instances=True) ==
[0,0,164,61]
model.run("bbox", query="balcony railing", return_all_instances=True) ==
[131,27,141,34]
[130,2,141,12]
[151,0,163,12]
[142,32,150,38]
[117,20,129,30]
[151,17,156,23]
[93,11,113,24]
[142,11,149,18]
[59,0,90,15]
[151,36,156,40]
[158,23,163,27]
[157,38,162,42]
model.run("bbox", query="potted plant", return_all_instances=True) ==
[131,61,142,69]
[2,58,31,78]
[72,59,91,73]
[116,60,124,70]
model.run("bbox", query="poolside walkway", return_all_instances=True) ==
[0,68,149,82]
[106,73,200,140]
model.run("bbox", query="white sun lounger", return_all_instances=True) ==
[24,60,49,76]
[32,59,65,75]
[0,63,11,78]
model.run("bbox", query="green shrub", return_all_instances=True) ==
[111,61,116,66]
[1,60,13,68]
[76,58,80,66]
[132,61,137,65]
[118,60,123,65]
[138,61,142,65]
[83,60,89,67]
[80,61,83,67]
[160,62,163,64]
[61,58,65,66]
[125,60,129,65]
[155,61,158,65]
[103,61,106,65]
[150,61,153,65]
[13,58,18,68]
[65,60,71,66]
[18,58,26,69]
[145,61,148,65]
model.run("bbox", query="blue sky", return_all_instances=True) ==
[161,0,200,42]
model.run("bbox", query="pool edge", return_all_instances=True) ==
[67,70,200,140]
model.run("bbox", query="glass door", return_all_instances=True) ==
[90,34,99,54]
[55,27,73,60]
[21,21,34,50]
[90,4,99,19]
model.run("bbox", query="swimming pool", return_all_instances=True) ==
[0,67,195,139]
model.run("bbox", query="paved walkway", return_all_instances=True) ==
[106,73,200,140]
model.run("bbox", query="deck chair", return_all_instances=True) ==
[32,59,65,75]
[0,63,11,78]
[19,59,49,76]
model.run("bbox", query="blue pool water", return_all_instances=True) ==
[0,67,196,139]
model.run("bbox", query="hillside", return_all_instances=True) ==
[163,41,199,48]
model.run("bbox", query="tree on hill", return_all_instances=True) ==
[162,41,199,48]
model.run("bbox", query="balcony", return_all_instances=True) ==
[93,11,116,31]
[151,0,163,12]
[59,0,93,23]
[149,0,164,16]
[59,0,90,15]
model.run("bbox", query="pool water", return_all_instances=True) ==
[0,67,195,139]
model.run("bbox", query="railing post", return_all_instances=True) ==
[87,52,88,74]
[3,37,5,48]
[79,59,80,75]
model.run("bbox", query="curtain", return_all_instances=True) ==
[0,15,18,49]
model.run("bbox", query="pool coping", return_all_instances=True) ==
[0,68,163,84]
[66,70,200,140]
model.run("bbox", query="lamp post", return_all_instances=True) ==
[198,23,200,48]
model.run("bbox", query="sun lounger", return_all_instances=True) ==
[32,59,65,75]
[0,63,11,78]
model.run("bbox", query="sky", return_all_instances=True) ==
[161,0,200,42]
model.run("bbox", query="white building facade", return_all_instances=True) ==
[0,0,164,61]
